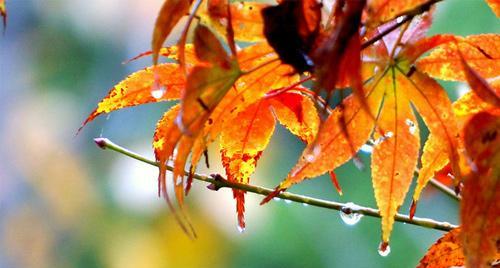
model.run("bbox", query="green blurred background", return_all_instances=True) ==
[0,1,498,267]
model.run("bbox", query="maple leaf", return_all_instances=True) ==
[79,63,184,130]
[263,16,462,245]
[461,111,500,268]
[417,34,500,82]
[411,80,500,214]
[485,0,500,17]
[200,1,268,42]
[366,0,429,26]
[221,92,320,229]
[151,0,193,65]
[417,228,465,268]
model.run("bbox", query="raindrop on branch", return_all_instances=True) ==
[339,202,363,225]
[237,225,245,233]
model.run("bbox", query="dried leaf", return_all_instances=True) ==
[262,0,321,73]
[152,0,192,64]
[220,100,276,229]
[417,34,500,81]
[417,228,465,268]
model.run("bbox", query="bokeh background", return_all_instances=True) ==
[0,1,498,267]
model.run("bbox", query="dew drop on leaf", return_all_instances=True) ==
[360,144,374,153]
[237,225,245,233]
[305,144,321,162]
[151,87,166,99]
[339,202,363,225]
[396,16,404,23]
[284,199,292,204]
[378,242,391,257]
[273,197,281,201]
[405,119,417,135]
[303,203,309,207]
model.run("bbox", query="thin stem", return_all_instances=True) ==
[361,0,443,50]
[429,178,461,201]
[95,137,458,232]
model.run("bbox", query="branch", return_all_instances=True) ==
[94,137,458,232]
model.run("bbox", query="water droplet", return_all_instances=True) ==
[273,197,281,201]
[378,242,391,257]
[374,40,381,46]
[237,225,245,233]
[405,119,417,135]
[284,199,292,204]
[372,131,394,145]
[339,202,363,225]
[151,87,166,99]
[302,203,309,207]
[305,145,321,162]
[360,144,374,153]
[396,16,404,24]
[447,173,455,179]
[373,66,380,74]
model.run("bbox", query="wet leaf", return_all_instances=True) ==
[152,0,192,64]
[220,100,276,229]
[417,228,465,268]
[268,91,319,143]
[459,50,500,107]
[80,63,184,130]
[371,70,420,243]
[200,1,268,42]
[366,0,428,26]
[417,34,500,81]
[485,0,500,17]
[461,112,500,268]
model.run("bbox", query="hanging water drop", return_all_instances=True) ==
[339,202,363,225]
[302,203,309,207]
[284,199,292,204]
[273,197,281,201]
[360,144,374,154]
[305,144,321,162]
[151,87,166,99]
[396,16,404,24]
[237,225,245,233]
[378,242,391,257]
[405,119,417,135]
